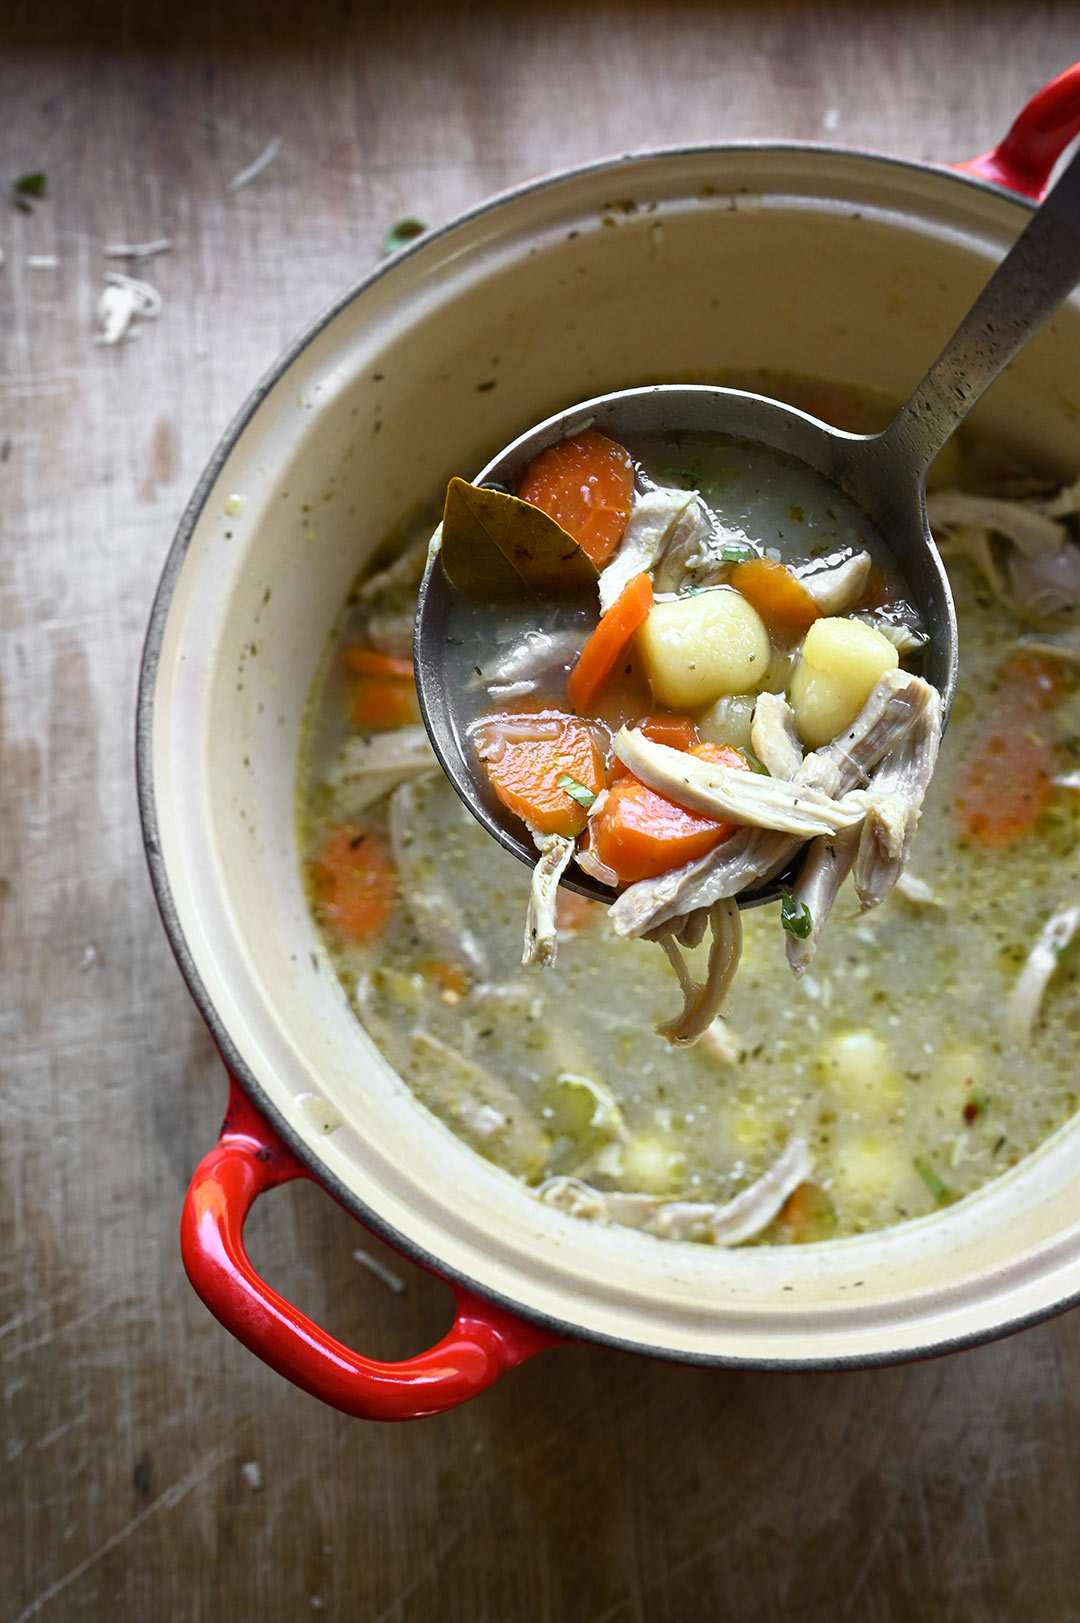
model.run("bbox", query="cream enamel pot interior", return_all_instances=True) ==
[140,68,1080,1420]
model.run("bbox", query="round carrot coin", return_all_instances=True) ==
[516,430,635,568]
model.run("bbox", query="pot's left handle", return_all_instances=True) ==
[181,1077,562,1420]
[956,61,1080,199]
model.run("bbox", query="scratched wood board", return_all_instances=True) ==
[2,2,1080,1618]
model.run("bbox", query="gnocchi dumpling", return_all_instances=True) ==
[831,1134,924,1213]
[637,588,771,709]
[696,692,756,753]
[789,616,898,748]
[620,1129,686,1194]
[815,1030,902,1118]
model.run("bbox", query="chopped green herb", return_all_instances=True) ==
[914,1156,952,1205]
[557,772,597,809]
[383,217,427,255]
[789,504,805,523]
[719,543,755,563]
[780,891,813,939]
[659,464,700,486]
[12,170,46,212]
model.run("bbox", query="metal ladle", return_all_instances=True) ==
[415,143,1080,904]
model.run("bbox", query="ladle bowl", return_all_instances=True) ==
[415,382,956,903]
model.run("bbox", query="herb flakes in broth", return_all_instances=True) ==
[298,379,1080,1247]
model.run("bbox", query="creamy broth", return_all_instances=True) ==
[297,382,1080,1245]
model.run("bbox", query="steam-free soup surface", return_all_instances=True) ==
[297,382,1080,1244]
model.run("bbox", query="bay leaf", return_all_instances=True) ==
[439,477,600,601]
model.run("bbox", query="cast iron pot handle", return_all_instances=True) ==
[181,1077,563,1420]
[957,61,1080,199]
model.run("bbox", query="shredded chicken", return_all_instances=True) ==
[598,484,751,606]
[357,532,429,602]
[671,907,709,949]
[784,827,860,976]
[364,610,419,656]
[751,692,803,780]
[652,505,746,594]
[326,726,437,811]
[796,549,871,615]
[388,781,489,980]
[936,523,1015,613]
[894,870,943,907]
[613,727,873,838]
[598,487,702,611]
[852,679,943,911]
[926,491,1065,557]
[652,899,742,1046]
[471,979,545,1018]
[609,824,796,942]
[929,478,1080,621]
[96,271,161,344]
[1006,541,1080,618]
[787,674,941,970]
[538,1135,811,1245]
[861,619,928,657]
[1002,905,1080,1046]
[470,629,582,697]
[607,671,941,1025]
[1014,632,1080,665]
[523,832,575,967]
[611,670,938,937]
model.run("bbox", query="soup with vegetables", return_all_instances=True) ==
[436,426,938,1047]
[298,378,1080,1247]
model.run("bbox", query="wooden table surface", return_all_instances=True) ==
[4,3,1080,1618]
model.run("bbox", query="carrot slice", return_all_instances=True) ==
[427,959,470,996]
[589,742,749,884]
[779,1180,837,1242]
[516,430,635,568]
[556,889,599,933]
[313,825,395,942]
[350,678,420,731]
[728,556,821,636]
[567,573,654,715]
[609,713,699,780]
[952,652,1062,847]
[481,714,605,837]
[344,647,415,680]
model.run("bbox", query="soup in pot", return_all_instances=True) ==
[297,377,1080,1246]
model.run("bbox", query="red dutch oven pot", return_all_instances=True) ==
[140,66,1080,1420]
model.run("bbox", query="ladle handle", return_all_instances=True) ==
[880,139,1080,478]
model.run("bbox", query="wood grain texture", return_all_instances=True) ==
[3,2,1080,1618]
